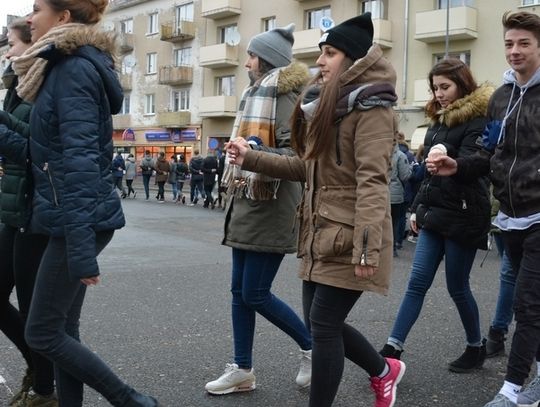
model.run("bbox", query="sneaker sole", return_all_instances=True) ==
[296,379,311,389]
[206,381,256,395]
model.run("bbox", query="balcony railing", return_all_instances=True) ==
[199,44,239,68]
[160,20,196,42]
[118,33,134,54]
[112,114,132,129]
[156,111,191,128]
[415,6,478,43]
[373,19,392,49]
[201,0,241,19]
[292,28,321,59]
[199,95,237,117]
[158,65,193,86]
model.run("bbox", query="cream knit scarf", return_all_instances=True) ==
[12,23,85,102]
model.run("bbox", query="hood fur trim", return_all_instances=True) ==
[55,25,118,58]
[277,61,310,95]
[432,84,495,128]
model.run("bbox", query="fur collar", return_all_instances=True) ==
[431,84,495,128]
[277,61,310,95]
[51,25,117,58]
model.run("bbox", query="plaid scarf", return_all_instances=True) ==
[222,68,283,201]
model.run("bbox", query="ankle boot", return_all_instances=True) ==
[485,327,506,358]
[379,344,403,360]
[448,340,486,373]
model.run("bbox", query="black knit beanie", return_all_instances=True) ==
[318,13,374,61]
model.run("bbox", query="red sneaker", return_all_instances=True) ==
[369,357,406,407]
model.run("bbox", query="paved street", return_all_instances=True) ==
[0,194,513,406]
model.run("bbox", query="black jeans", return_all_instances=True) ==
[156,181,165,200]
[302,281,385,407]
[114,176,126,196]
[502,224,540,385]
[25,231,155,406]
[203,182,215,207]
[0,225,54,395]
[126,179,135,196]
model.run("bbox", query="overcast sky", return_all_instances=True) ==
[1,1,33,30]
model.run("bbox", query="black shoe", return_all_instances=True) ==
[448,340,486,373]
[380,344,403,360]
[181,196,186,204]
[194,197,198,204]
[485,327,506,358]
[133,191,137,198]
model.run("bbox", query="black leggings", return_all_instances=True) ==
[302,281,385,407]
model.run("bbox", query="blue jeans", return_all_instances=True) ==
[170,182,178,200]
[25,232,156,407]
[142,174,152,199]
[231,248,311,369]
[492,234,516,332]
[389,229,482,347]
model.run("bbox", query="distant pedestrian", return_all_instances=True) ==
[112,152,127,198]
[140,150,155,200]
[175,154,189,204]
[155,152,170,202]
[168,155,178,201]
[216,153,226,209]
[202,151,218,209]
[188,149,204,205]
[389,142,411,257]
[125,153,137,198]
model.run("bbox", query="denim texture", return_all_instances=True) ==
[25,231,154,406]
[190,179,205,203]
[389,228,482,347]
[142,174,152,199]
[231,248,311,369]
[491,234,517,331]
[302,281,385,407]
[502,225,540,385]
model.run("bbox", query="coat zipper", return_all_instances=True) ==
[360,228,368,266]
[43,162,59,207]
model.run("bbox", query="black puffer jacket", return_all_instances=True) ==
[412,85,493,249]
[0,64,32,230]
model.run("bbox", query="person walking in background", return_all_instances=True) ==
[168,155,178,202]
[202,151,218,209]
[154,152,169,203]
[140,150,154,200]
[216,152,226,209]
[112,152,127,199]
[125,153,137,198]
[188,149,204,206]
[0,18,56,407]
[226,13,406,407]
[389,141,411,257]
[380,59,493,374]
[430,11,540,407]
[3,0,160,404]
[175,154,189,204]
[205,23,313,396]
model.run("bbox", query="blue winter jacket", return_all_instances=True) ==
[11,29,125,280]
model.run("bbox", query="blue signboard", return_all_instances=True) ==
[172,130,181,143]
[145,132,171,141]
[180,129,197,141]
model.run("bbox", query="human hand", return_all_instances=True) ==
[226,139,250,166]
[354,264,376,278]
[426,155,457,176]
[81,276,100,286]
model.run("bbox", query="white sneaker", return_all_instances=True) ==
[205,363,256,395]
[295,349,312,388]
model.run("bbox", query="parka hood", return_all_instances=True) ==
[339,44,397,88]
[276,61,310,95]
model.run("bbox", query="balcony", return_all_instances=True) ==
[413,78,431,107]
[199,96,237,117]
[201,0,241,19]
[156,111,191,128]
[292,28,321,59]
[373,19,392,49]
[199,44,239,68]
[415,6,478,43]
[160,20,195,42]
[113,114,132,129]
[158,65,193,86]
[119,73,132,90]
[118,33,134,54]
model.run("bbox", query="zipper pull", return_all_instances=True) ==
[462,199,467,210]
[361,228,368,266]
[43,162,48,171]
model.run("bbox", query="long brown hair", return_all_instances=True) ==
[424,58,478,118]
[44,0,108,24]
[291,58,353,159]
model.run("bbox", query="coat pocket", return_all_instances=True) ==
[314,201,354,261]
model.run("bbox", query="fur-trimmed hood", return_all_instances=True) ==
[277,61,310,95]
[430,84,495,128]
[46,25,117,57]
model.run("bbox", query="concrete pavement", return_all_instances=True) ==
[0,197,514,406]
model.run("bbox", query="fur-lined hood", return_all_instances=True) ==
[277,61,310,95]
[47,25,117,58]
[430,84,494,128]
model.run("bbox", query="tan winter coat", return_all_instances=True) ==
[241,45,396,295]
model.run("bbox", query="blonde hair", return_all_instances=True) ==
[45,0,108,24]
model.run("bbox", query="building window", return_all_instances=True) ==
[174,47,192,66]
[120,94,130,114]
[438,0,475,8]
[176,2,194,24]
[434,51,471,66]
[219,25,238,44]
[172,89,190,111]
[145,94,155,115]
[306,7,331,30]
[262,17,276,31]
[522,0,540,4]
[148,13,158,34]
[360,0,387,19]
[121,19,133,33]
[146,53,157,74]
[217,76,236,96]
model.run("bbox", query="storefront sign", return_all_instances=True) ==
[180,129,197,141]
[172,130,181,143]
[208,138,219,150]
[145,132,171,141]
[122,128,135,141]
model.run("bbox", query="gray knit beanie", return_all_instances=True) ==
[247,23,295,68]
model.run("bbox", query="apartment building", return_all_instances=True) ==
[1,0,539,159]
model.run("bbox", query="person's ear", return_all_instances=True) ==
[58,9,72,24]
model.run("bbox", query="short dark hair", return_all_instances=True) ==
[8,18,31,44]
[502,11,540,46]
